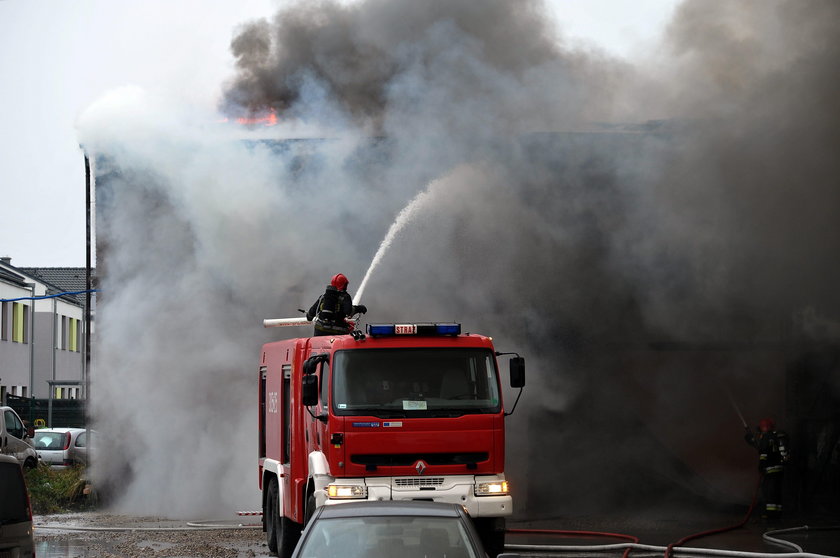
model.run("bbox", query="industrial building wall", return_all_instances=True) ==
[514,343,840,520]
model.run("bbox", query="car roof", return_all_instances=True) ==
[35,427,88,433]
[316,501,464,519]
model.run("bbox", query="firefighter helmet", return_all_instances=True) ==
[759,418,776,432]
[330,273,349,291]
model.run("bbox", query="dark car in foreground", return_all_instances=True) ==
[291,500,487,558]
[0,454,35,557]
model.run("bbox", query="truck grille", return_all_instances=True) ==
[351,452,488,467]
[395,477,445,488]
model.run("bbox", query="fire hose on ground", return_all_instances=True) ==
[505,472,839,558]
[504,540,838,558]
[35,511,263,532]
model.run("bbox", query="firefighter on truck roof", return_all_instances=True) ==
[306,273,367,336]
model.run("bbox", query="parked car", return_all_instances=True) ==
[292,501,487,558]
[33,427,95,468]
[0,454,35,558]
[0,406,39,469]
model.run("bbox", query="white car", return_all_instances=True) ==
[0,406,39,469]
[33,428,95,468]
[291,501,488,558]
[0,454,35,557]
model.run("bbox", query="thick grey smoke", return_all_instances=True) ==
[221,0,627,133]
[80,0,840,518]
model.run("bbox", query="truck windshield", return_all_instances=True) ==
[332,348,501,416]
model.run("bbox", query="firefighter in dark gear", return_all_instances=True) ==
[745,418,790,519]
[306,273,367,336]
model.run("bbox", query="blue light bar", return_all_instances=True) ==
[367,324,396,336]
[435,323,461,335]
[365,323,461,337]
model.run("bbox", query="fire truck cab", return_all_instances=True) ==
[259,322,524,558]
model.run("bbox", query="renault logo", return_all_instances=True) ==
[415,460,427,475]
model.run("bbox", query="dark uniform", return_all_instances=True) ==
[306,273,366,336]
[745,418,789,519]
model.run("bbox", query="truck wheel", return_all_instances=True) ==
[304,491,316,525]
[23,457,38,470]
[277,515,301,558]
[266,478,280,554]
[474,517,505,558]
[265,477,302,558]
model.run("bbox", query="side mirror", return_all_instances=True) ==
[301,374,319,407]
[509,357,525,388]
[303,353,328,375]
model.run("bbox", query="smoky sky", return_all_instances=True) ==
[79,0,840,518]
[220,0,626,135]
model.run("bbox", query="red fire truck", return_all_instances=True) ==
[258,321,525,558]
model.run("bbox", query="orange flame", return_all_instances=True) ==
[235,109,278,126]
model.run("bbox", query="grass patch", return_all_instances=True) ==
[24,464,97,514]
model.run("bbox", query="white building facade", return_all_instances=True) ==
[0,257,86,402]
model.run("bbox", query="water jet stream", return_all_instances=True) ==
[354,185,434,306]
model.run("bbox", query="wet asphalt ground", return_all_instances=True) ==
[34,510,840,557]
[35,513,266,558]
[505,511,840,556]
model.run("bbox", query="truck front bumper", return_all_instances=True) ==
[319,474,512,518]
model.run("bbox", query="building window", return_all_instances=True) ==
[12,302,28,343]
[59,315,67,350]
[0,301,8,341]
[69,318,79,352]
[52,386,80,400]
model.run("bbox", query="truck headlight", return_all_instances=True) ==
[327,484,367,499]
[475,480,509,496]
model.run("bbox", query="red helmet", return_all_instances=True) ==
[759,418,775,432]
[330,273,349,291]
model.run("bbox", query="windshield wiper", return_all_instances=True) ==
[427,410,465,417]
[372,411,407,418]
[347,408,407,418]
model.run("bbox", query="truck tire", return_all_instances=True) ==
[265,477,302,558]
[474,517,505,558]
[278,515,301,558]
[23,457,38,470]
[304,491,316,525]
[265,478,280,555]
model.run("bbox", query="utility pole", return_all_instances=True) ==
[24,282,35,399]
[85,155,92,403]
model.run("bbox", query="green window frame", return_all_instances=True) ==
[69,318,78,352]
[12,302,26,343]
